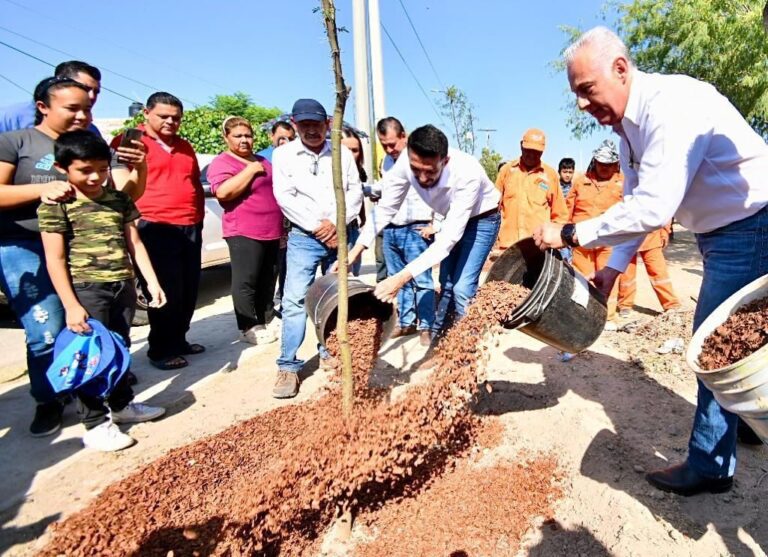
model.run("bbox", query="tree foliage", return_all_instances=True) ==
[559,0,768,138]
[436,86,477,154]
[115,92,282,154]
[479,147,503,183]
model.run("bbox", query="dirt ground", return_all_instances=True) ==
[1,228,766,556]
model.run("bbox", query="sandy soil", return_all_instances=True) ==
[1,229,766,556]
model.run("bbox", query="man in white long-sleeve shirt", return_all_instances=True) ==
[533,27,768,496]
[345,124,500,337]
[271,98,362,398]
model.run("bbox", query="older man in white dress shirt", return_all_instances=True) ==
[271,98,362,399]
[345,124,501,338]
[533,27,768,496]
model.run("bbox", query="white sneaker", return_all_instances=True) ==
[239,326,278,345]
[604,321,618,332]
[83,421,135,452]
[111,402,166,424]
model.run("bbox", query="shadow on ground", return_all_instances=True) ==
[472,343,767,556]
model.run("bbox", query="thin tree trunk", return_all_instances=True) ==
[321,0,354,418]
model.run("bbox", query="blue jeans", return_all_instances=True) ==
[688,205,768,478]
[0,238,65,403]
[434,212,500,333]
[277,228,338,373]
[382,223,435,330]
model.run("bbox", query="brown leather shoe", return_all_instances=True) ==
[646,462,733,496]
[390,325,417,339]
[419,330,432,347]
[272,371,300,399]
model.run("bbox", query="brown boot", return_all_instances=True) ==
[272,371,300,399]
[390,325,417,339]
[419,330,432,347]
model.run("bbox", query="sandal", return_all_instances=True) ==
[180,343,206,355]
[149,356,188,370]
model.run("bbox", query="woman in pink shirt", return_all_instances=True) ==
[207,117,283,344]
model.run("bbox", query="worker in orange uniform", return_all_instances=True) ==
[618,224,681,316]
[566,139,624,329]
[495,129,568,250]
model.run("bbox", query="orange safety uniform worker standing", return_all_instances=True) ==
[495,129,568,250]
[618,224,681,315]
[566,139,623,325]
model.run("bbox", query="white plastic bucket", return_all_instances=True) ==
[686,273,768,443]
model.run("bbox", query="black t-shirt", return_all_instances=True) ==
[0,128,124,239]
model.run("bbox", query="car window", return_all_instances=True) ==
[201,164,210,185]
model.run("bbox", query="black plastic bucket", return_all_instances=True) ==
[305,273,394,343]
[485,237,607,353]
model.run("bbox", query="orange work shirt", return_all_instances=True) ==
[566,171,624,223]
[496,158,567,249]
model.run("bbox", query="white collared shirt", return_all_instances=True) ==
[372,153,434,226]
[272,139,362,232]
[576,70,768,271]
[358,148,500,277]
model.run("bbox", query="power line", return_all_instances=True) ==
[0,26,199,106]
[380,23,444,124]
[0,0,238,98]
[0,72,30,94]
[0,39,138,103]
[396,0,445,89]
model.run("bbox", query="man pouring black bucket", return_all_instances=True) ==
[533,27,768,496]
[338,125,501,340]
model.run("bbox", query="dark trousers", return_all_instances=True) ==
[137,220,203,361]
[375,233,387,282]
[225,236,279,331]
[273,245,287,316]
[73,279,135,429]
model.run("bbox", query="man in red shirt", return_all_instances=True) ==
[112,92,204,370]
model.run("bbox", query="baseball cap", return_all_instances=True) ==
[521,128,546,151]
[291,98,328,122]
[592,139,619,164]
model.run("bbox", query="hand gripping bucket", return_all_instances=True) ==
[305,273,394,344]
[687,273,768,443]
[485,237,607,353]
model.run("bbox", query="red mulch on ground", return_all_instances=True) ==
[38,281,542,556]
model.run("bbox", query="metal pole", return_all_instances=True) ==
[352,0,373,181]
[368,0,386,123]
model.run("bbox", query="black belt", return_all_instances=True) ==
[468,207,499,222]
[385,220,431,229]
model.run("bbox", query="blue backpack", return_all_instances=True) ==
[46,319,130,398]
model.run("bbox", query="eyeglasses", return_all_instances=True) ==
[310,158,319,176]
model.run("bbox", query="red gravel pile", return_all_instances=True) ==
[699,296,768,370]
[325,313,385,399]
[39,281,532,556]
[356,456,562,557]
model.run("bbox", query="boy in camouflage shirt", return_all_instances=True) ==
[38,130,166,452]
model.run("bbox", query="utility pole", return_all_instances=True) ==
[478,128,497,149]
[368,0,386,124]
[352,0,373,180]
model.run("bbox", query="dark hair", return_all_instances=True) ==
[271,120,294,135]
[341,127,368,183]
[146,92,184,111]
[376,116,405,137]
[54,130,111,169]
[407,125,448,159]
[33,76,89,125]
[54,60,101,82]
[558,157,576,172]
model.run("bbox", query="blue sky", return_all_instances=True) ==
[0,0,616,168]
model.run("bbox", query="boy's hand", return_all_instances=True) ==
[41,181,75,205]
[147,283,167,308]
[66,305,91,334]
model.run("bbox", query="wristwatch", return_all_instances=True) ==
[560,223,579,247]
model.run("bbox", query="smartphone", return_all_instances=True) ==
[119,128,142,149]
